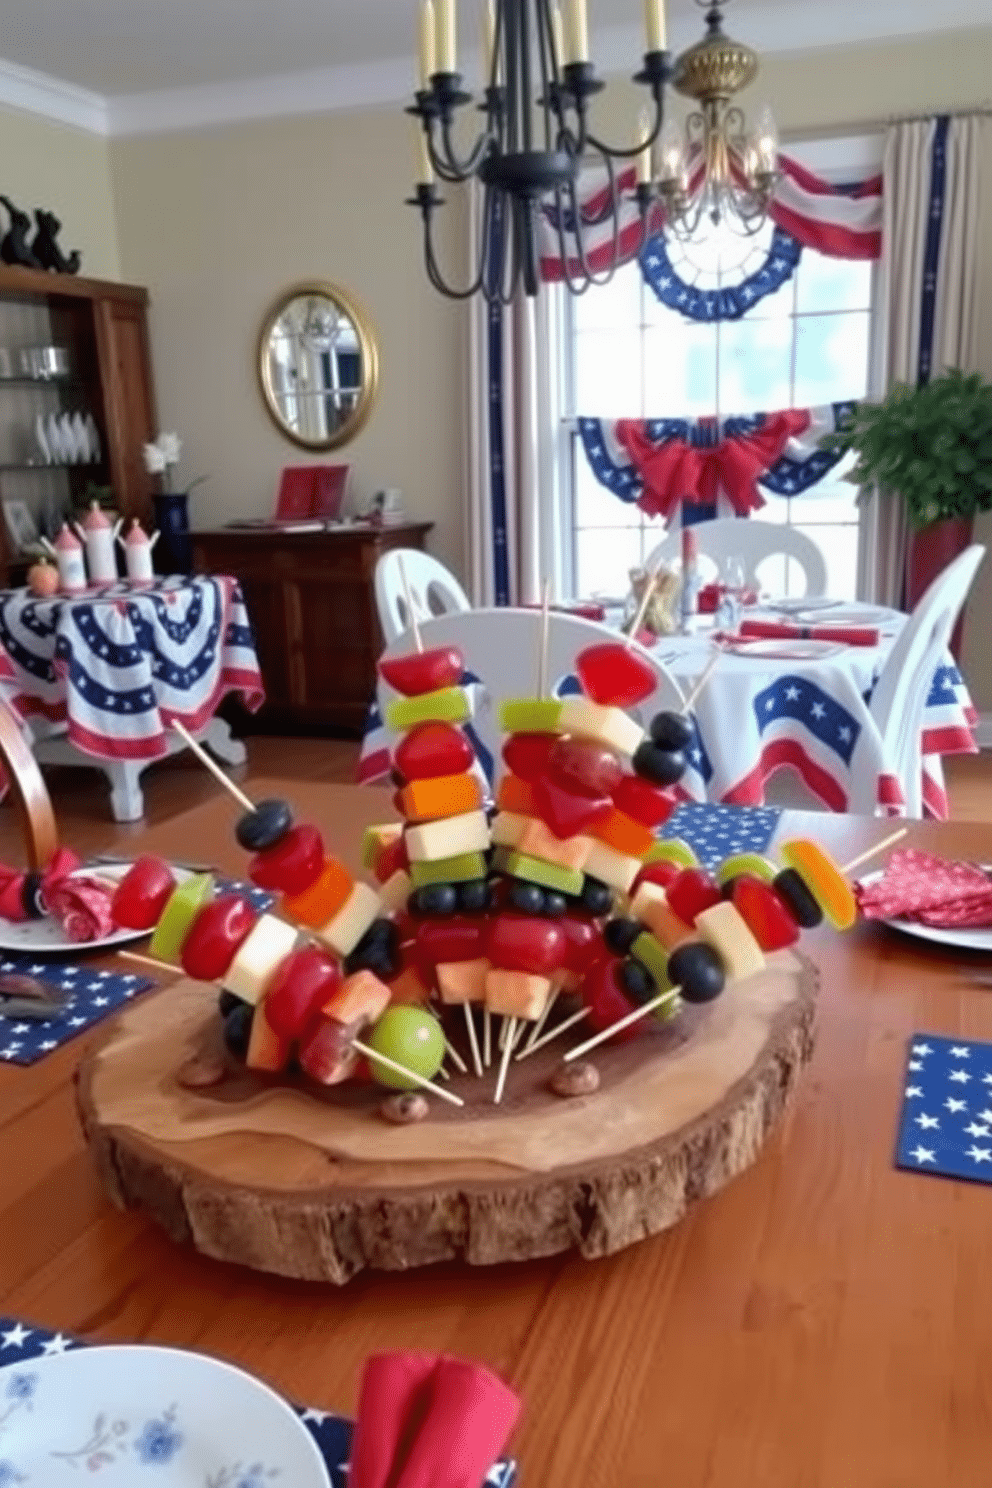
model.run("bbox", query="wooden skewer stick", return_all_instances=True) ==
[841,827,909,877]
[119,949,174,974]
[443,1037,468,1075]
[463,1002,483,1078]
[397,554,424,653]
[625,565,660,649]
[170,719,256,814]
[564,986,682,1062]
[537,577,551,699]
[352,1037,464,1107]
[516,1004,590,1061]
[521,985,560,1052]
[493,1015,518,1103]
[680,649,721,716]
[483,1007,492,1068]
[437,1064,451,1081]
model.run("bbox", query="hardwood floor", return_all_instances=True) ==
[0,736,988,866]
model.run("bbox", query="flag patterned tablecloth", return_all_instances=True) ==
[356,610,976,820]
[0,1319,516,1488]
[0,575,264,761]
[896,1034,992,1184]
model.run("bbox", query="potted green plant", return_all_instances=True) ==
[825,366,992,609]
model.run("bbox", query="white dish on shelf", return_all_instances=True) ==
[84,412,101,462]
[58,411,79,463]
[72,410,90,462]
[34,413,51,465]
[0,862,191,955]
[859,867,992,952]
[0,1344,330,1487]
[45,411,64,463]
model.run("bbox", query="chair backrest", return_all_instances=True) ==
[645,518,829,598]
[374,549,471,645]
[858,543,985,817]
[376,607,684,778]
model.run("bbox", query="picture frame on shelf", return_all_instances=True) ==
[3,498,40,554]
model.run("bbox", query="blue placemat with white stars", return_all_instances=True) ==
[896,1034,992,1183]
[0,878,274,1067]
[0,1319,516,1488]
[660,802,781,869]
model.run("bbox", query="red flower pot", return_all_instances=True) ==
[906,515,974,659]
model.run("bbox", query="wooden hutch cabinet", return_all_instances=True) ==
[192,522,433,732]
[0,264,157,583]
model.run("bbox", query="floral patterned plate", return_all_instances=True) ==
[0,1344,330,1487]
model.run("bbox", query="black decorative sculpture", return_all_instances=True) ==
[31,210,81,275]
[0,196,42,268]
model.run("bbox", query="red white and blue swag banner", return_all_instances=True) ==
[538,153,883,317]
[578,402,856,523]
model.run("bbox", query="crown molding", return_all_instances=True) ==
[107,54,414,137]
[0,56,107,133]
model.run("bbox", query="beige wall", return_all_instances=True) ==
[104,26,991,707]
[0,105,120,280]
[109,109,466,572]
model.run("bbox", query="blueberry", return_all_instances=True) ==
[218,989,247,1018]
[223,1002,254,1059]
[649,711,694,750]
[20,872,46,919]
[510,881,546,915]
[345,919,401,978]
[604,917,642,955]
[581,876,614,917]
[619,957,655,1005]
[632,740,687,787]
[773,868,823,928]
[458,879,491,913]
[409,884,458,917]
[235,798,293,852]
[543,891,568,919]
[667,942,725,1003]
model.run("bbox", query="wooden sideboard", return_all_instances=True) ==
[192,521,433,732]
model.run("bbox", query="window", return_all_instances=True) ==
[565,216,875,601]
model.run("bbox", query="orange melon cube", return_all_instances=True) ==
[322,969,391,1026]
[485,969,552,1020]
[592,806,656,860]
[497,774,537,817]
[629,881,695,949]
[388,966,432,1007]
[282,856,353,929]
[518,816,593,872]
[398,771,484,822]
[436,958,491,1004]
[245,1002,292,1072]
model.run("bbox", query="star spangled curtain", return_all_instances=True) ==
[577,404,856,525]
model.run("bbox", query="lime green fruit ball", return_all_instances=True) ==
[366,1006,445,1090]
[643,837,698,869]
[149,873,215,962]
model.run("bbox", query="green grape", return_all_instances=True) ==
[642,837,698,869]
[366,1006,445,1090]
[149,873,215,962]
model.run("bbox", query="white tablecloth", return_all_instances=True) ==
[656,608,976,818]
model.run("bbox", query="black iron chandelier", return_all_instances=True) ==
[407,0,780,302]
[407,0,671,302]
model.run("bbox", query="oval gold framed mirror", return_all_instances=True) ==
[257,281,379,450]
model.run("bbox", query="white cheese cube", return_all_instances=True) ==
[317,880,383,957]
[559,697,643,759]
[405,809,491,863]
[222,914,299,1005]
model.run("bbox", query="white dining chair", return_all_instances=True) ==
[375,607,684,780]
[374,549,471,645]
[645,518,828,598]
[846,543,986,818]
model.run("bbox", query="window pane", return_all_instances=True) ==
[575,526,644,597]
[797,251,872,314]
[572,261,642,333]
[793,524,859,600]
[643,320,717,415]
[574,452,642,527]
[574,327,642,415]
[793,311,869,406]
[718,317,793,411]
[787,478,859,524]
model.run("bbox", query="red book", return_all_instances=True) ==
[311,464,349,519]
[276,467,317,520]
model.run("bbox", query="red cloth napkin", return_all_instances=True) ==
[521,601,607,621]
[697,583,758,613]
[0,847,81,922]
[350,1352,521,1488]
[856,848,992,928]
[739,618,880,647]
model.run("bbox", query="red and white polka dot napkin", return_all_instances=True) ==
[857,848,992,928]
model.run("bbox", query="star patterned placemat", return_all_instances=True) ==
[896,1033,992,1183]
[0,877,275,1067]
[660,803,781,869]
[0,1318,516,1488]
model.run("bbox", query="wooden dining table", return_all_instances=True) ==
[2,779,991,1488]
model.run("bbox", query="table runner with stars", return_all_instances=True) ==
[0,1318,517,1488]
[0,575,264,761]
[896,1034,992,1183]
[0,877,275,1066]
[659,802,781,869]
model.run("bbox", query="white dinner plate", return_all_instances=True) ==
[0,861,190,955]
[792,604,894,626]
[859,867,992,952]
[766,596,844,614]
[724,638,847,660]
[0,1344,330,1486]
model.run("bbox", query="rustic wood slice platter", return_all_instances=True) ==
[77,951,817,1284]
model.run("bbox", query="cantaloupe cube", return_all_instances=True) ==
[558,697,643,758]
[518,816,593,872]
[437,958,491,1004]
[405,809,490,863]
[323,969,391,1026]
[388,966,432,1007]
[630,881,695,949]
[490,810,529,849]
[245,1001,292,1072]
[485,969,552,1020]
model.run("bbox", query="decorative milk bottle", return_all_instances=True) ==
[74,500,121,585]
[121,519,156,583]
[53,523,87,595]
